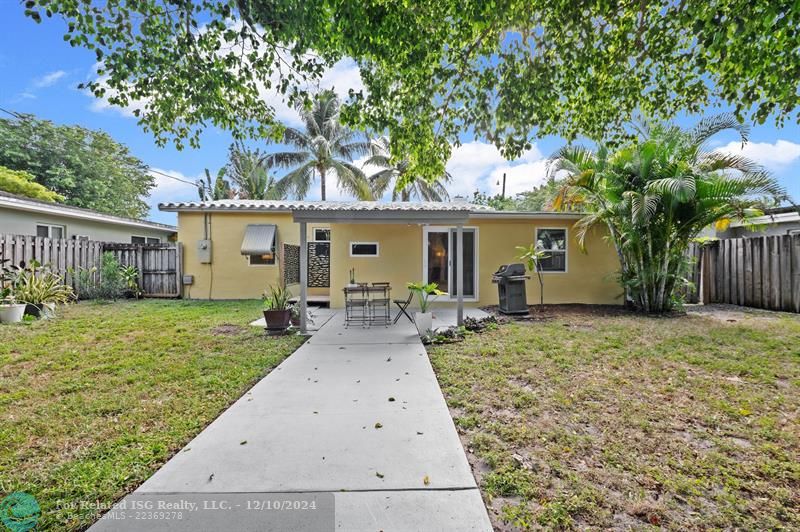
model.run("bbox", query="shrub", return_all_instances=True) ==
[12,260,75,312]
[72,253,131,300]
[0,165,64,202]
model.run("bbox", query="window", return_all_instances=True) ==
[132,236,161,244]
[536,228,567,272]
[36,224,65,239]
[350,242,379,257]
[249,252,275,265]
[313,228,330,241]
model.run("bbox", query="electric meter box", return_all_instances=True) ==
[197,239,212,263]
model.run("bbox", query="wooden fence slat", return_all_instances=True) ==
[770,236,780,310]
[743,239,752,307]
[792,235,800,313]
[781,235,792,311]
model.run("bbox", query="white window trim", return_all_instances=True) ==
[313,228,331,242]
[421,226,480,302]
[536,227,568,274]
[349,241,380,257]
[36,223,66,239]
[247,254,277,267]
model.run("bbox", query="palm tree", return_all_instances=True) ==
[269,91,372,200]
[197,167,233,201]
[365,136,451,201]
[550,115,787,312]
[226,142,282,200]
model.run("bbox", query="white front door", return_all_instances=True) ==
[422,227,478,300]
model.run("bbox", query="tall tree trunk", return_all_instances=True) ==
[319,167,326,201]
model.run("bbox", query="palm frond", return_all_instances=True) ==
[277,162,316,200]
[646,176,697,202]
[698,151,761,174]
[690,114,750,147]
[268,150,311,169]
[330,160,373,200]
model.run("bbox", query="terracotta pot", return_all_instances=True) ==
[263,309,292,333]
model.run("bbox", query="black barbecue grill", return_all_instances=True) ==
[492,263,530,314]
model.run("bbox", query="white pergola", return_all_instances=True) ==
[291,206,473,334]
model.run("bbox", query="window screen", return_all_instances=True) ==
[314,228,331,241]
[36,224,64,238]
[350,242,379,256]
[536,229,567,272]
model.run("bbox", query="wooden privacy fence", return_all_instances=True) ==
[0,234,182,298]
[104,243,183,298]
[688,234,800,312]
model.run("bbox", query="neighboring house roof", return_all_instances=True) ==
[0,191,176,233]
[158,199,583,219]
[728,207,800,228]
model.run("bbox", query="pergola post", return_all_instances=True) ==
[299,221,308,334]
[456,223,464,326]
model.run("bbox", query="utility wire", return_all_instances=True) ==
[0,106,201,189]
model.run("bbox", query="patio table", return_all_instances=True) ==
[343,284,391,327]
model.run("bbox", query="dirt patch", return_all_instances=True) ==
[685,303,792,324]
[210,324,246,336]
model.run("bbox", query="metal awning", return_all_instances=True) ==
[241,224,276,255]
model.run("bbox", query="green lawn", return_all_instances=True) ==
[429,306,800,530]
[0,300,304,530]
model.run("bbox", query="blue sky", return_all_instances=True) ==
[2,7,798,225]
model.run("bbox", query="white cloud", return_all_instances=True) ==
[264,59,365,127]
[145,168,201,223]
[87,65,148,118]
[445,142,547,198]
[487,160,550,196]
[716,140,800,170]
[33,70,66,88]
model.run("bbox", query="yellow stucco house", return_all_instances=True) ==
[159,200,621,321]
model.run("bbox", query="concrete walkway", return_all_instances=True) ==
[92,311,491,531]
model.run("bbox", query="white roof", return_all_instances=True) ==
[729,210,800,228]
[159,200,488,212]
[0,191,176,233]
[157,200,583,220]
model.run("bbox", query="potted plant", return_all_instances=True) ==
[407,282,445,336]
[0,257,25,324]
[0,288,26,324]
[262,285,292,334]
[289,302,315,328]
[13,260,76,318]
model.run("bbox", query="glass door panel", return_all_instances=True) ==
[426,231,449,292]
[449,229,476,297]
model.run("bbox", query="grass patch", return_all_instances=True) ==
[429,309,800,530]
[0,299,304,530]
